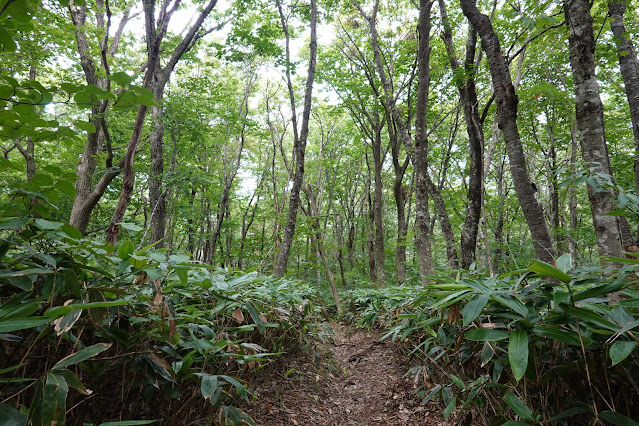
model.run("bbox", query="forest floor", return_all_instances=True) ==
[242,323,446,425]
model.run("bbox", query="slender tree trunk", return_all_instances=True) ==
[439,0,484,270]
[427,176,459,269]
[149,84,167,247]
[336,214,348,289]
[371,114,386,286]
[414,0,435,280]
[460,0,557,264]
[565,0,623,264]
[609,0,639,197]
[569,123,579,260]
[273,0,318,277]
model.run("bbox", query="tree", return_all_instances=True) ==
[460,0,557,264]
[273,0,318,277]
[565,0,624,262]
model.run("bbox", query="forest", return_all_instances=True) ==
[1,0,639,424]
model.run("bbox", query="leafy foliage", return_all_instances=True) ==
[0,217,323,424]
[343,258,639,424]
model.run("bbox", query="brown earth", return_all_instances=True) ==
[242,323,446,425]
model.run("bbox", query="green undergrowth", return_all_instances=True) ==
[341,259,639,425]
[0,218,324,425]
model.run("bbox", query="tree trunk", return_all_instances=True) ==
[609,0,639,198]
[413,0,435,280]
[273,0,318,277]
[460,0,557,264]
[439,0,484,270]
[565,0,623,263]
[354,0,435,282]
[371,113,386,286]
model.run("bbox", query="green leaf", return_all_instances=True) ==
[464,328,510,342]
[197,373,219,399]
[73,120,96,133]
[555,253,572,273]
[560,304,618,331]
[0,218,30,229]
[51,343,112,371]
[0,402,26,426]
[63,269,83,298]
[0,300,40,320]
[56,368,90,395]
[0,268,53,280]
[34,219,63,230]
[56,180,76,198]
[108,72,135,86]
[599,411,639,426]
[118,240,134,259]
[528,260,571,284]
[245,301,265,334]
[609,340,638,365]
[461,294,489,326]
[0,27,17,52]
[99,421,156,426]
[508,330,529,383]
[572,282,624,303]
[503,391,534,421]
[532,325,590,346]
[0,316,51,332]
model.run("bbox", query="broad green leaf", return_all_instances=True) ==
[51,343,112,371]
[572,282,623,303]
[461,294,489,326]
[555,253,572,273]
[118,240,134,259]
[528,260,571,284]
[0,300,40,320]
[219,406,255,426]
[0,402,26,426]
[560,304,618,331]
[63,269,82,298]
[503,391,534,421]
[34,219,63,230]
[609,340,638,365]
[245,301,265,334]
[44,298,130,317]
[56,368,90,395]
[108,72,135,86]
[196,373,219,399]
[56,180,76,198]
[599,411,639,426]
[464,328,510,342]
[0,268,53,279]
[532,325,590,346]
[0,316,51,332]
[493,295,528,318]
[0,218,30,229]
[508,330,529,382]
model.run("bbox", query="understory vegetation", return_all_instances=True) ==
[0,215,324,424]
[342,257,639,425]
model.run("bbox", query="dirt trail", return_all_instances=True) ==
[243,323,444,425]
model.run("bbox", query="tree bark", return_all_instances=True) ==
[439,0,483,270]
[609,0,639,198]
[460,0,557,264]
[565,0,624,263]
[273,0,318,277]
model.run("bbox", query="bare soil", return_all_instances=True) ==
[242,323,445,425]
